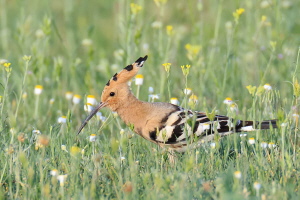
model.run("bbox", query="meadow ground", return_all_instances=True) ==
[0,0,300,199]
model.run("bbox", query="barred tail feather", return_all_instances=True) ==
[237,120,277,132]
[260,120,277,129]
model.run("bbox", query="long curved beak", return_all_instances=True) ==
[77,102,107,134]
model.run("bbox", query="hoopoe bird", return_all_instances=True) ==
[77,55,277,153]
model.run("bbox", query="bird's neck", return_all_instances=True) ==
[115,92,145,125]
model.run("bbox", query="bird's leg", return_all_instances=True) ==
[167,149,177,166]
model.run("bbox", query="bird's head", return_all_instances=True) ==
[77,55,148,134]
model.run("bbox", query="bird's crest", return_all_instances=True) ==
[105,55,148,87]
[77,55,148,135]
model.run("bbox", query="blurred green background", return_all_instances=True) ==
[0,0,300,199]
[1,0,300,113]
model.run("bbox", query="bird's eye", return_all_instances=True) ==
[110,92,115,96]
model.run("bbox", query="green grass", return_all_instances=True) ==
[1,0,300,199]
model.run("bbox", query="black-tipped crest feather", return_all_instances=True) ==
[135,55,148,66]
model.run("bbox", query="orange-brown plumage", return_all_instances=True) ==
[77,55,277,152]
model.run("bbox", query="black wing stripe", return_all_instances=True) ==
[215,116,229,121]
[166,124,185,143]
[218,120,228,127]
[193,121,200,133]
[160,113,170,124]
[160,107,182,125]
[149,130,157,140]
[155,110,247,145]
[171,112,185,126]
[197,117,210,123]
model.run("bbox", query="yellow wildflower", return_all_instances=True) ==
[162,63,171,73]
[185,44,201,60]
[256,86,265,96]
[189,94,198,103]
[3,62,12,73]
[233,8,245,23]
[181,64,191,76]
[70,146,81,156]
[22,55,31,61]
[246,85,257,96]
[3,62,11,68]
[293,79,300,97]
[270,41,277,51]
[22,92,27,99]
[236,8,245,15]
[130,3,142,15]
[153,0,168,7]
[166,25,173,36]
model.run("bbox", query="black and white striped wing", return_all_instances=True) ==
[153,109,241,151]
